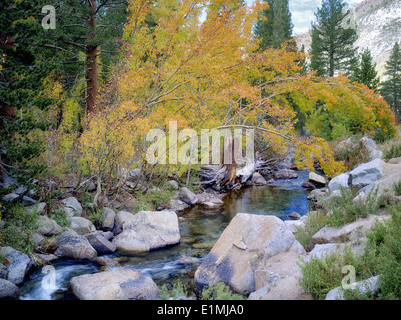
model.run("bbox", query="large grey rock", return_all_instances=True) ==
[1,193,19,203]
[21,196,37,207]
[304,243,346,263]
[178,187,199,205]
[312,215,390,244]
[113,211,136,234]
[36,215,62,236]
[69,217,96,235]
[69,268,160,300]
[325,275,381,300]
[62,197,83,216]
[0,279,20,299]
[112,211,180,254]
[0,247,32,285]
[349,159,385,189]
[85,232,116,254]
[194,213,305,295]
[54,230,97,260]
[328,173,351,192]
[248,251,312,300]
[101,207,116,231]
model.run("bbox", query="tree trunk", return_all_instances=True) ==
[86,0,98,115]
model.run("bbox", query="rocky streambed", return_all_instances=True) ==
[8,171,311,300]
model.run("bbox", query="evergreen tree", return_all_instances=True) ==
[351,49,380,91]
[309,0,357,77]
[254,0,293,50]
[380,42,401,124]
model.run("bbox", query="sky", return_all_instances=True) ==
[246,0,366,35]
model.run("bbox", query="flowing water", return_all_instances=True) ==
[20,171,310,300]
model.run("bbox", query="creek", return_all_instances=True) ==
[20,171,310,300]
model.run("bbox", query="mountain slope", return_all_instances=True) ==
[296,0,401,79]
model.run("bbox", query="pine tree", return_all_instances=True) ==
[254,0,293,50]
[309,0,357,77]
[380,42,401,124]
[351,49,380,91]
[42,0,128,114]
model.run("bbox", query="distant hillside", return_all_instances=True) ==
[296,0,401,80]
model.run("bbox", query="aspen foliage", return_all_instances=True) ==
[79,0,397,181]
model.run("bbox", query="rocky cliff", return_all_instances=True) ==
[296,0,401,79]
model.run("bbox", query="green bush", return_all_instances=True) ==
[324,188,378,228]
[299,246,377,300]
[0,204,38,254]
[160,281,188,300]
[133,188,175,212]
[384,144,401,160]
[299,204,401,300]
[49,208,69,228]
[87,209,104,228]
[393,180,401,196]
[200,282,244,300]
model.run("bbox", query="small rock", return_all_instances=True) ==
[274,170,298,179]
[0,247,32,285]
[328,173,351,192]
[62,197,83,216]
[37,215,62,236]
[167,180,179,190]
[179,256,200,265]
[127,168,141,182]
[325,275,380,300]
[36,254,59,264]
[26,202,47,215]
[287,212,302,220]
[251,172,267,185]
[0,278,20,299]
[1,193,19,203]
[69,217,96,235]
[101,207,116,231]
[302,182,316,189]
[85,232,116,254]
[308,172,327,186]
[178,187,199,205]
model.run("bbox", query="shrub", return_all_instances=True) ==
[324,188,378,227]
[160,281,188,300]
[393,180,401,196]
[200,282,244,300]
[86,209,104,229]
[0,204,38,254]
[49,208,69,228]
[294,211,331,251]
[299,246,377,300]
[383,144,401,160]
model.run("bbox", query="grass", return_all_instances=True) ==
[160,281,188,300]
[200,282,245,300]
[299,203,401,300]
[132,187,176,212]
[383,144,401,161]
[393,180,401,196]
[295,188,379,251]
